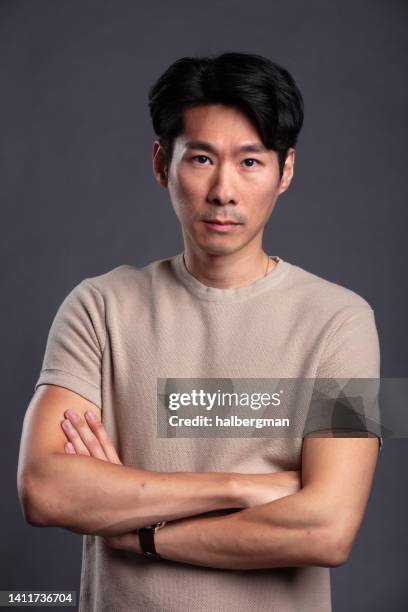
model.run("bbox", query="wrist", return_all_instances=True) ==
[203,472,245,510]
[154,520,176,559]
[228,474,247,508]
[138,521,166,559]
[275,470,301,494]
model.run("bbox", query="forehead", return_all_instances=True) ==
[179,104,264,148]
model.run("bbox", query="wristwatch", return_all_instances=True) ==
[138,521,166,559]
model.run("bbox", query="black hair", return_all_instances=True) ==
[148,51,304,178]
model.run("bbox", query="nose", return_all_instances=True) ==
[207,164,239,206]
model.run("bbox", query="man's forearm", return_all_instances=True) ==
[20,401,301,538]
[155,487,341,570]
[23,453,241,536]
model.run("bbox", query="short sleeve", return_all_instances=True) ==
[313,305,383,453]
[34,279,106,409]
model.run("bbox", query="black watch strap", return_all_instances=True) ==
[138,522,165,559]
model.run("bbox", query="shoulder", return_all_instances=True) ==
[284,263,380,378]
[285,260,375,327]
[74,257,173,302]
[81,258,167,292]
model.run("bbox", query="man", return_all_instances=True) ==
[17,52,382,612]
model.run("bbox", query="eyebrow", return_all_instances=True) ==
[184,140,268,154]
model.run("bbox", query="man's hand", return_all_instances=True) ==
[61,409,122,464]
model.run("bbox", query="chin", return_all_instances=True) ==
[194,237,244,257]
[185,222,248,255]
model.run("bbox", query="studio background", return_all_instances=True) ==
[2,1,407,610]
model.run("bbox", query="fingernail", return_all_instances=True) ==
[62,420,72,429]
[86,411,96,420]
[65,410,78,419]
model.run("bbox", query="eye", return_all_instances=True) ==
[242,158,260,168]
[191,155,211,165]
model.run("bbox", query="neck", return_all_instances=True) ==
[182,245,276,289]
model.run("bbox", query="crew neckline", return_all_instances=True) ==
[171,251,291,302]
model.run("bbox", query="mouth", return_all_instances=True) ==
[202,219,242,233]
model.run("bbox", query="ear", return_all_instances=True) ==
[277,148,295,195]
[152,140,168,188]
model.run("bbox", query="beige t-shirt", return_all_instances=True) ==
[34,253,382,612]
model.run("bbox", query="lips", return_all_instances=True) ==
[202,219,242,233]
[204,219,241,225]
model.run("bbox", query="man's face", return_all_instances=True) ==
[153,104,294,256]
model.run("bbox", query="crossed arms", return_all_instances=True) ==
[17,384,380,570]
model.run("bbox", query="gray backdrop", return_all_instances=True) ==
[2,0,407,610]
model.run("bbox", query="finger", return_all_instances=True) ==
[84,411,122,464]
[65,442,76,454]
[61,419,92,456]
[63,411,108,461]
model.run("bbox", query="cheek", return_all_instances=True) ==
[254,177,280,207]
[178,168,206,196]
[244,181,276,205]
[169,168,205,209]
[235,169,277,197]
[245,184,280,228]
[250,173,280,195]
